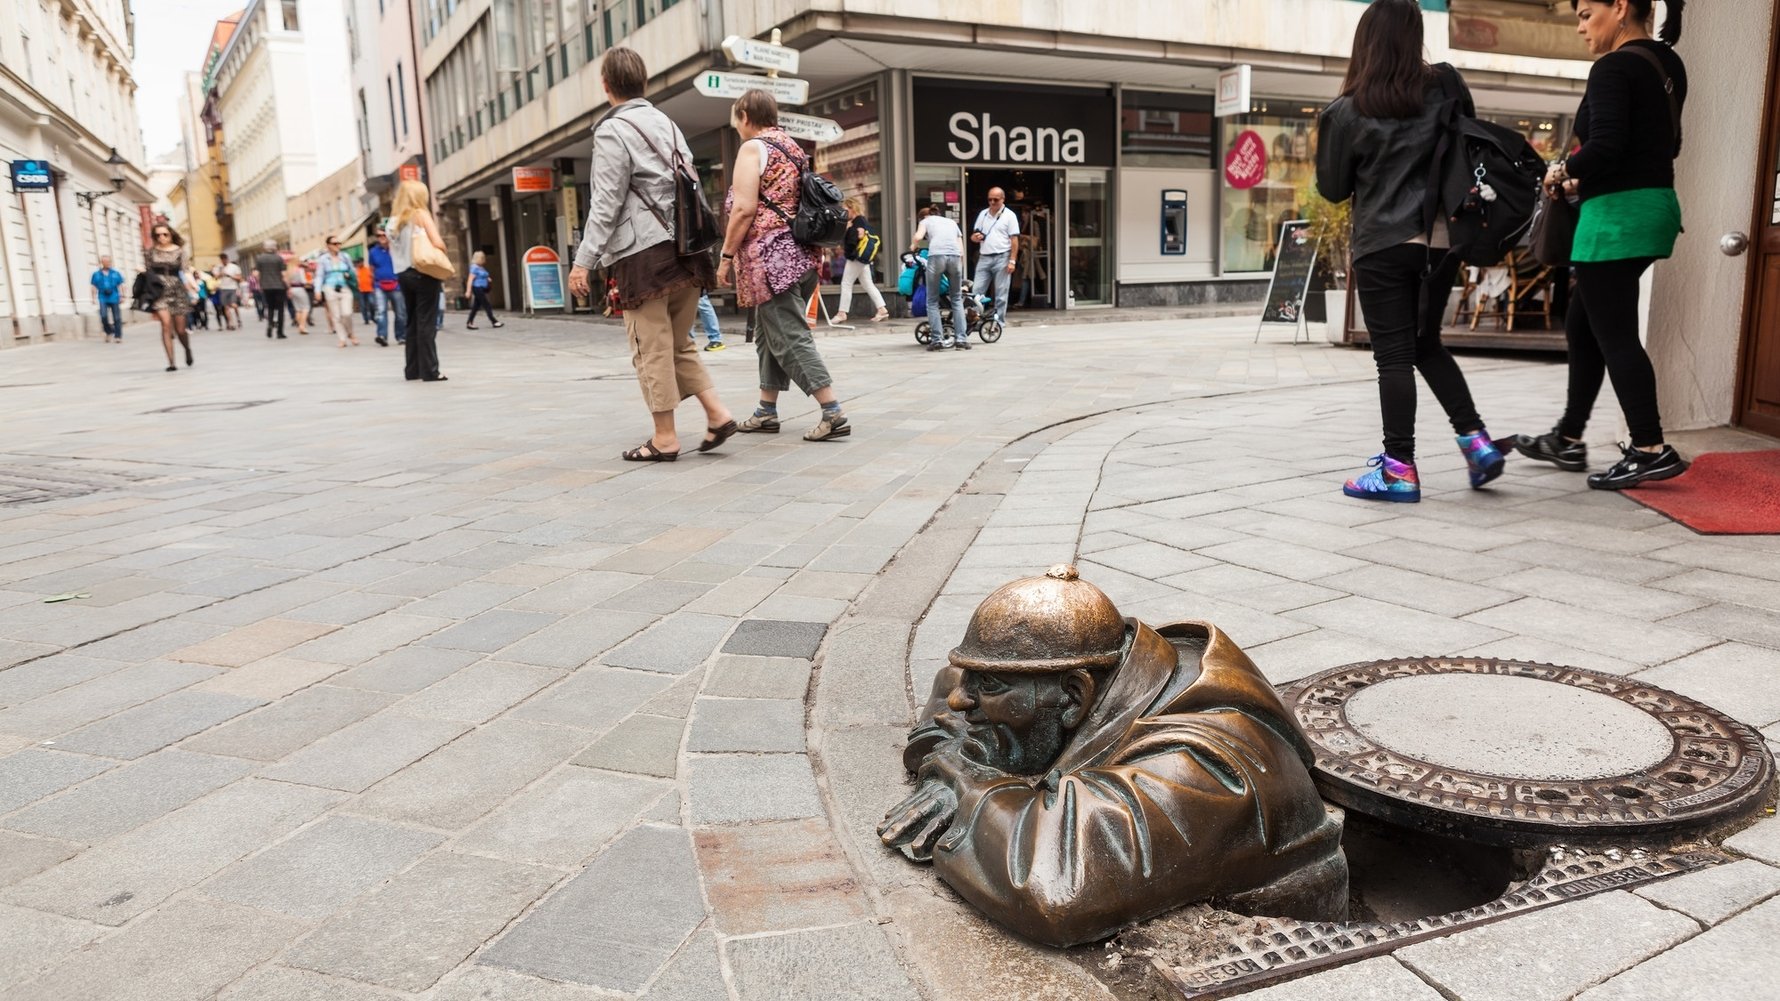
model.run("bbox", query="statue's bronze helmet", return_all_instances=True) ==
[948,565,1127,674]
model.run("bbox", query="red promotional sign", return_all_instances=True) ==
[1224,129,1267,190]
[523,246,560,265]
[399,163,422,182]
[512,167,554,193]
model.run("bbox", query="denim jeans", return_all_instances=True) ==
[97,301,122,338]
[375,286,407,342]
[925,254,967,345]
[695,293,722,344]
[972,251,1012,323]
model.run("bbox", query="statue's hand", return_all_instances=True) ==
[878,779,959,862]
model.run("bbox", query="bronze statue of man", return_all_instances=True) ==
[880,566,1346,947]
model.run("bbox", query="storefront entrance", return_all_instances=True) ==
[963,168,1058,311]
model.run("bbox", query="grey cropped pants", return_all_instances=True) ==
[754,269,832,395]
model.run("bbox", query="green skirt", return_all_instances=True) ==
[1572,187,1681,263]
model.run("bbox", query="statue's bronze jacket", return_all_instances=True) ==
[906,619,1344,947]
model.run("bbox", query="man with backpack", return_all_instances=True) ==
[717,89,853,443]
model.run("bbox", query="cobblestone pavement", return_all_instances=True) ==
[0,313,1775,1000]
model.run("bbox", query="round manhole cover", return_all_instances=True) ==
[1281,658,1775,846]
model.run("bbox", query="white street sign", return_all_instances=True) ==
[693,71,809,105]
[778,112,844,143]
[1215,64,1252,117]
[720,35,800,74]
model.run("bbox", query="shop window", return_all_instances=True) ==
[1220,108,1318,274]
[1121,91,1213,168]
[812,86,883,228]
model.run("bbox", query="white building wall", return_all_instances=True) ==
[350,0,427,182]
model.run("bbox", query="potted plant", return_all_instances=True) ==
[1304,193,1353,344]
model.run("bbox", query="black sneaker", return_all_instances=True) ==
[1513,427,1588,472]
[1588,443,1688,490]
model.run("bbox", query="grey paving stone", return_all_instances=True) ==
[419,609,561,653]
[688,698,805,753]
[430,966,620,1001]
[479,825,705,993]
[0,660,221,740]
[201,815,443,919]
[49,690,262,759]
[693,818,868,936]
[351,719,589,829]
[510,667,672,732]
[1196,537,1370,582]
[725,921,921,1001]
[1658,602,1780,659]
[599,579,715,614]
[1724,816,1780,865]
[600,613,734,675]
[286,612,454,665]
[499,571,647,612]
[640,666,706,719]
[455,766,665,866]
[0,749,114,814]
[1214,956,1444,1001]
[3,749,251,842]
[1287,595,1508,655]
[1576,895,1780,1001]
[283,850,561,992]
[1396,890,1699,1001]
[642,929,728,1001]
[261,713,471,792]
[2,779,343,924]
[181,685,396,760]
[722,619,828,659]
[0,903,105,992]
[1635,642,1780,726]
[5,898,307,1001]
[687,754,822,825]
[398,660,563,722]
[0,831,81,885]
[572,713,684,777]
[216,966,399,1001]
[169,617,339,668]
[0,654,131,708]
[328,646,483,693]
[362,563,482,598]
[1632,858,1780,924]
[495,608,656,669]
[1317,563,1513,618]
[281,590,412,626]
[704,654,813,700]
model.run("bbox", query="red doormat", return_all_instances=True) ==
[1628,451,1780,534]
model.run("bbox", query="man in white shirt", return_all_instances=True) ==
[910,204,970,351]
[970,187,1020,326]
[215,254,243,330]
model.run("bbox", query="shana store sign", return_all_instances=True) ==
[913,81,1114,166]
[946,113,1087,164]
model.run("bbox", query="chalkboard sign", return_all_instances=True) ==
[1258,219,1317,327]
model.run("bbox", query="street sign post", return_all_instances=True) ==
[693,71,809,105]
[720,35,799,74]
[779,112,844,143]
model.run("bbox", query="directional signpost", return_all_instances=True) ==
[693,71,809,105]
[779,112,844,143]
[721,35,799,74]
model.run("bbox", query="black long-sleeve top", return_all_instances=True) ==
[1566,40,1687,203]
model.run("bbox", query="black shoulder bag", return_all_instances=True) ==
[609,114,720,256]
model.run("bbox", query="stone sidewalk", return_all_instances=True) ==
[0,313,1774,1000]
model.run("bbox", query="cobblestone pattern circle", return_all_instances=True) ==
[1280,658,1776,846]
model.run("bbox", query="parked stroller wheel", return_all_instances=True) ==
[979,319,1004,343]
[914,321,932,345]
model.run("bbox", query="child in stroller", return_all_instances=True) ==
[899,251,1004,347]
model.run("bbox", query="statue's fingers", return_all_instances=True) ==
[878,790,941,841]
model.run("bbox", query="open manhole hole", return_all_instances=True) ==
[1089,658,1774,998]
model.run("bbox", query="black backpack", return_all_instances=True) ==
[759,136,848,247]
[1424,67,1545,267]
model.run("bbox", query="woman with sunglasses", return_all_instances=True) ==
[145,225,195,371]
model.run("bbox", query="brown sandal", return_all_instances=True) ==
[622,440,679,462]
[699,419,738,453]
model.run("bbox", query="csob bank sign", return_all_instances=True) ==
[913,81,1115,166]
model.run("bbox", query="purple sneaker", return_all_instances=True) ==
[1343,454,1421,503]
[1457,429,1506,489]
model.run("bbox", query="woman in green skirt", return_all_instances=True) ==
[1516,0,1689,490]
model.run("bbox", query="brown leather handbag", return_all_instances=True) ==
[1530,185,1577,267]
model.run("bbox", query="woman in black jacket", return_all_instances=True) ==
[1316,0,1504,503]
[1515,0,1689,490]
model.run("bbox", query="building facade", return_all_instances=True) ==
[209,0,357,253]
[289,159,371,261]
[412,0,1590,312]
[0,0,155,345]
[348,0,430,217]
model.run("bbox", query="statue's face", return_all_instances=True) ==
[946,671,1081,775]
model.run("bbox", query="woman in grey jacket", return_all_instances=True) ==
[567,47,736,462]
[1316,0,1505,504]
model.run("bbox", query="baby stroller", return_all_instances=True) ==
[901,252,1004,346]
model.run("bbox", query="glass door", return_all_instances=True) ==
[1067,169,1110,305]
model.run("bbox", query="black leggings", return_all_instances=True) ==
[469,289,498,325]
[1353,243,1484,462]
[1559,258,1663,448]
